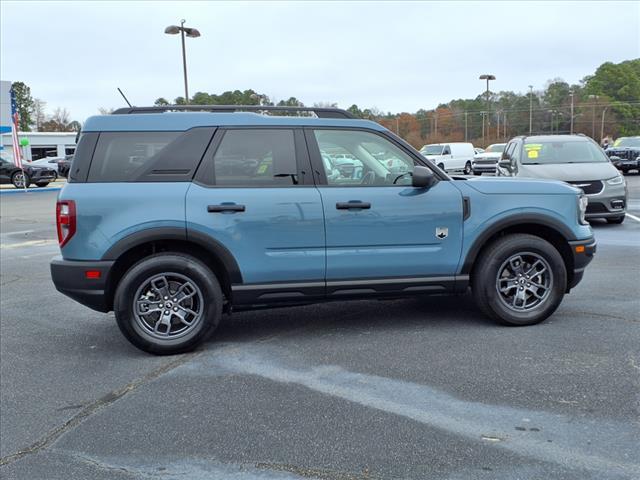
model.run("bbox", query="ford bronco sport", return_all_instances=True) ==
[50,106,596,354]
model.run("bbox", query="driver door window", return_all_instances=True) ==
[313,130,415,186]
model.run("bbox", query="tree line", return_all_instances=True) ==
[11,58,639,147]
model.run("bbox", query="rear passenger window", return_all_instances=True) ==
[88,132,180,182]
[213,129,298,186]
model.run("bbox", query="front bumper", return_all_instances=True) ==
[584,181,627,219]
[567,237,597,290]
[50,256,114,312]
[29,169,56,181]
[472,163,497,173]
[613,159,640,171]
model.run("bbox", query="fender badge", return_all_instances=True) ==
[436,227,448,239]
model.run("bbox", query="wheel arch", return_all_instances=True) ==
[462,215,576,290]
[102,228,242,311]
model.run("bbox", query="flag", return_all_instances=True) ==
[10,85,22,169]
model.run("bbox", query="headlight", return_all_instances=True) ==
[606,175,624,186]
[578,194,589,225]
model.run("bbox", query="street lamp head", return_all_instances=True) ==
[479,74,496,80]
[164,25,180,34]
[183,27,201,38]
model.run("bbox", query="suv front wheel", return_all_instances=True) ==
[114,253,223,354]
[472,234,567,326]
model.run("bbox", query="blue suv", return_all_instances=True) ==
[50,106,596,354]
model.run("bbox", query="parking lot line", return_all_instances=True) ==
[626,212,640,223]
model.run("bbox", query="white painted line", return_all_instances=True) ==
[0,239,58,249]
[626,212,640,223]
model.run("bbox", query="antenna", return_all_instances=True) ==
[117,87,132,108]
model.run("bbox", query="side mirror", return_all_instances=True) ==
[412,166,436,188]
[498,153,513,169]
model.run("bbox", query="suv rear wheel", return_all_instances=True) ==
[114,253,223,354]
[472,234,567,326]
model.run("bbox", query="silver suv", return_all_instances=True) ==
[497,135,627,224]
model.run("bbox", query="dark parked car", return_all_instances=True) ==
[57,154,74,178]
[606,136,640,174]
[0,156,57,188]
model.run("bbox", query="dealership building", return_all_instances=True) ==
[0,80,77,162]
[1,131,76,161]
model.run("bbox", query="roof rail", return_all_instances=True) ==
[111,105,356,119]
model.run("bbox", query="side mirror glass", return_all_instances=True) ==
[412,165,436,188]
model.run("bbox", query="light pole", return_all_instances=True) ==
[165,20,201,104]
[464,111,468,142]
[479,74,495,142]
[528,85,534,134]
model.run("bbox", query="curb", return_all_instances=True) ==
[0,187,62,195]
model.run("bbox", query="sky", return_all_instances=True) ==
[1,1,639,122]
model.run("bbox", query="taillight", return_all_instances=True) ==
[56,200,76,247]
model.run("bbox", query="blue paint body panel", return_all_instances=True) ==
[59,183,189,260]
[319,182,463,279]
[185,184,325,284]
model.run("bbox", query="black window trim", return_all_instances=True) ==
[304,126,447,187]
[192,126,315,189]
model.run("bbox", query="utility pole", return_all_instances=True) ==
[481,112,485,144]
[528,85,534,135]
[569,90,575,134]
[434,112,438,140]
[588,94,599,140]
[464,111,468,142]
[496,111,501,142]
[600,106,609,143]
[503,111,507,140]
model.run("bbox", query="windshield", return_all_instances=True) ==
[613,137,640,148]
[522,140,609,165]
[485,143,506,153]
[421,145,443,155]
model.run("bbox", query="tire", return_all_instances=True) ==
[11,171,30,188]
[114,253,223,355]
[606,215,625,224]
[463,161,472,175]
[472,234,567,326]
[35,182,50,188]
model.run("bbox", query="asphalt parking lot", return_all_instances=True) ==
[1,177,639,480]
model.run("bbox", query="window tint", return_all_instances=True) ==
[213,129,298,186]
[88,132,180,182]
[314,129,415,186]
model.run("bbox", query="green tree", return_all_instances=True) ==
[154,97,170,106]
[11,81,34,131]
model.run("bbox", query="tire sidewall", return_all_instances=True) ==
[477,236,567,325]
[114,254,222,354]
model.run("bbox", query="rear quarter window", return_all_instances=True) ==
[87,132,180,182]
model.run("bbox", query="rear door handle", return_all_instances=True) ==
[207,204,245,213]
[336,201,371,210]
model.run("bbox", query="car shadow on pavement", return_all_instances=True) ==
[210,293,494,346]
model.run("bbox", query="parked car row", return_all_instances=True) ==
[605,136,640,174]
[0,156,57,188]
[0,154,74,188]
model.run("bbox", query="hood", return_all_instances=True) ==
[516,162,619,182]
[463,176,580,195]
[25,163,51,171]
[474,152,502,160]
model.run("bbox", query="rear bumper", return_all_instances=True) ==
[567,237,596,290]
[50,256,114,312]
